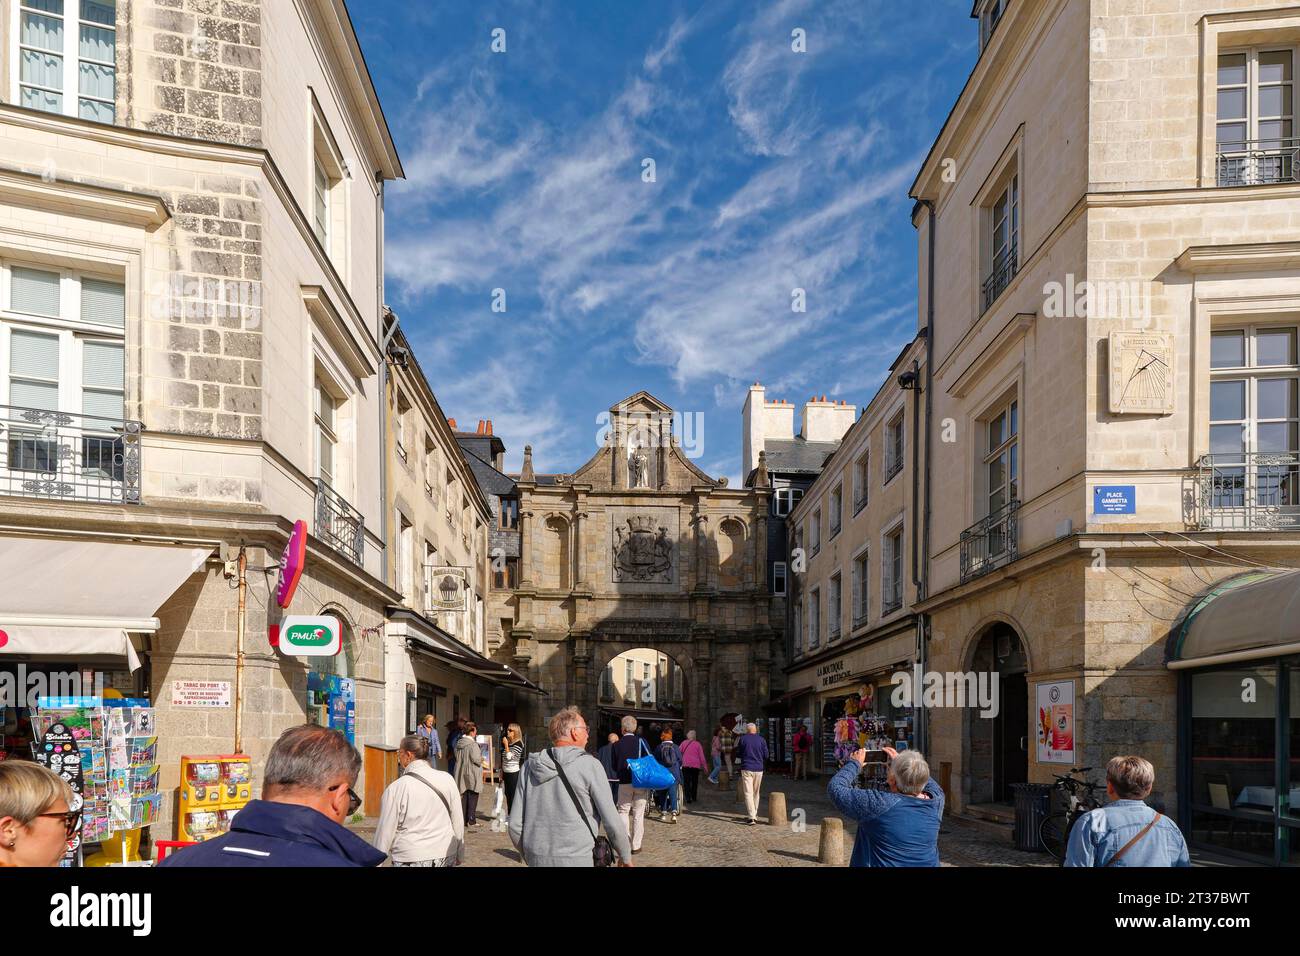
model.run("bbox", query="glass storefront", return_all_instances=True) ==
[1183,659,1297,864]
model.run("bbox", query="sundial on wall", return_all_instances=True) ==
[1108,332,1174,415]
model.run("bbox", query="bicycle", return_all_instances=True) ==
[1038,767,1104,862]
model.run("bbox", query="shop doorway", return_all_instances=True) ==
[967,622,1029,807]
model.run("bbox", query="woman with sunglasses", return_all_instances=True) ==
[0,761,77,868]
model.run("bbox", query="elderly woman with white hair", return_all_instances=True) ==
[828,745,945,866]
[678,730,708,805]
[0,761,77,868]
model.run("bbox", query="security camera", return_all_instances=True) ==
[897,369,919,390]
[387,345,410,369]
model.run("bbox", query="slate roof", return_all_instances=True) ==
[762,438,841,476]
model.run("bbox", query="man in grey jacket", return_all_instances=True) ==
[508,707,633,867]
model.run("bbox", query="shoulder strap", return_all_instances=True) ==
[1105,812,1161,867]
[549,748,598,843]
[404,766,454,820]
[637,738,650,758]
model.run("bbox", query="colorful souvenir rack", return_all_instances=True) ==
[32,698,162,859]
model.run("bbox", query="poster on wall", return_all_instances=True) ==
[307,673,355,745]
[1036,680,1075,764]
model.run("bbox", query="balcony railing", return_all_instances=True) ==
[1192,452,1300,531]
[1216,138,1300,188]
[314,477,364,565]
[1,405,141,504]
[981,241,1018,313]
[960,499,1020,583]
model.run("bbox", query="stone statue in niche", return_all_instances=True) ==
[628,443,651,488]
[613,515,673,582]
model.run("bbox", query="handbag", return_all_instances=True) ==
[628,738,675,790]
[548,749,617,868]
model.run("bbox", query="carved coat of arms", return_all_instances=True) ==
[613,515,673,582]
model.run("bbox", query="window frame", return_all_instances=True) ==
[851,547,869,628]
[982,396,1020,519]
[808,586,821,650]
[772,560,787,596]
[12,0,118,124]
[1215,46,1298,187]
[828,571,842,640]
[829,483,843,538]
[881,521,904,615]
[884,411,906,484]
[853,449,869,514]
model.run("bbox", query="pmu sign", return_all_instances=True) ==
[279,616,341,657]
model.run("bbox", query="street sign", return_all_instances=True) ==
[278,615,341,657]
[275,520,308,608]
[1093,485,1136,515]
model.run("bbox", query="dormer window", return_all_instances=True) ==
[978,0,1008,51]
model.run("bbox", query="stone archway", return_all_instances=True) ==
[591,643,693,741]
[962,619,1030,806]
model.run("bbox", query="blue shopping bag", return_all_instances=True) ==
[628,738,675,790]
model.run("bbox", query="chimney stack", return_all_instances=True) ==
[447,417,457,430]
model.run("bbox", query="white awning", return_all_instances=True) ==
[0,536,213,671]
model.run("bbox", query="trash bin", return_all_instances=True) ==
[1011,782,1052,852]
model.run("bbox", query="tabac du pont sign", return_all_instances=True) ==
[277,615,341,657]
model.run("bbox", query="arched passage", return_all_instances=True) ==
[964,620,1029,806]
[591,643,694,742]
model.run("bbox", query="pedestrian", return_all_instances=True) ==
[827,746,944,867]
[453,721,484,828]
[372,734,464,867]
[415,713,442,768]
[678,730,707,804]
[445,716,466,778]
[707,726,724,785]
[508,707,633,867]
[0,761,76,868]
[719,721,737,785]
[734,722,768,824]
[1064,755,1190,867]
[791,721,812,780]
[160,725,385,867]
[501,723,525,813]
[597,732,620,803]
[653,730,682,822]
[612,715,652,854]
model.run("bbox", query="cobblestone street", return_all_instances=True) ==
[355,770,1056,867]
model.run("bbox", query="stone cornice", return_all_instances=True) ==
[0,166,169,228]
[303,285,378,376]
[1175,241,1300,274]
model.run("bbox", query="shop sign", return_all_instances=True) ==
[275,520,308,608]
[279,616,341,657]
[427,566,468,613]
[1093,485,1135,515]
[817,661,848,688]
[1036,680,1075,764]
[170,680,232,708]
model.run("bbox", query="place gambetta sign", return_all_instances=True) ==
[277,616,341,657]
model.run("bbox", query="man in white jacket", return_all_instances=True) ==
[372,735,465,867]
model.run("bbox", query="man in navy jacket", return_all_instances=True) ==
[160,725,385,868]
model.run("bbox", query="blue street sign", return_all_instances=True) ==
[1093,485,1136,515]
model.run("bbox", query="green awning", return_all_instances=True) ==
[1168,571,1300,669]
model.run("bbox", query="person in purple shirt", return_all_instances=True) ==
[733,723,769,824]
[828,746,944,867]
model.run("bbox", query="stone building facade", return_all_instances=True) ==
[909,0,1300,845]
[0,0,404,832]
[506,392,780,741]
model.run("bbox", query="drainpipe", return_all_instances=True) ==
[376,171,393,585]
[917,199,938,754]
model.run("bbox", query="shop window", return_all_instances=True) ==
[307,613,356,744]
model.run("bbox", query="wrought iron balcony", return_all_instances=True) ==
[1191,452,1300,531]
[1216,138,1300,187]
[981,241,1018,313]
[314,477,365,565]
[960,499,1020,583]
[0,404,141,504]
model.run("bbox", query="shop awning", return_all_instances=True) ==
[0,536,213,671]
[1168,571,1300,669]
[386,606,545,694]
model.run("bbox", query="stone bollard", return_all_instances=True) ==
[818,817,845,865]
[718,769,730,789]
[768,791,786,826]
[734,777,743,803]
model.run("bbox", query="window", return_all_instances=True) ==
[312,156,329,247]
[422,541,437,609]
[499,496,519,529]
[853,451,869,513]
[15,0,117,123]
[1209,325,1299,513]
[984,398,1019,517]
[884,413,905,482]
[423,436,436,498]
[493,556,519,590]
[829,484,842,537]
[852,551,869,626]
[396,511,413,603]
[311,111,346,262]
[624,659,635,703]
[394,389,411,462]
[1216,49,1296,186]
[982,174,1019,312]
[772,560,787,596]
[314,379,338,488]
[882,527,903,614]
[772,486,803,517]
[2,265,127,490]
[793,601,803,654]
[810,509,822,556]
[978,0,1007,51]
[600,665,615,703]
[808,588,820,649]
[828,573,842,639]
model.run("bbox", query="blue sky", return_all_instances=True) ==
[354,1,977,484]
